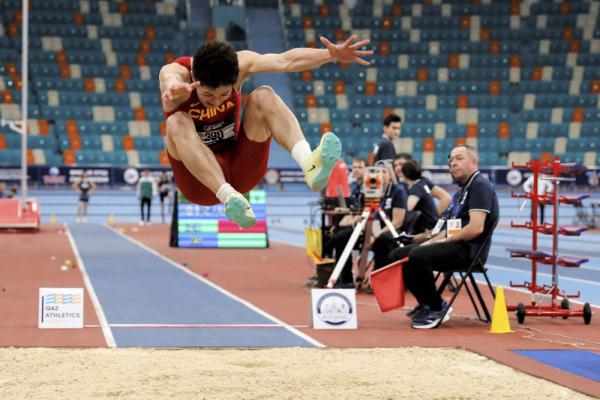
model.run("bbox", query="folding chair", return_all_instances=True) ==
[435,218,499,326]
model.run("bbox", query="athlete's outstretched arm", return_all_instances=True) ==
[239,35,373,77]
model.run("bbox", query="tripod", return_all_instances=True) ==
[326,197,401,289]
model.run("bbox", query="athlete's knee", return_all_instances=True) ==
[248,85,279,107]
[165,112,193,139]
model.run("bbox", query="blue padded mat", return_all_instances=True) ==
[513,350,600,383]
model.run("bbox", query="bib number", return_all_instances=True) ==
[204,130,224,143]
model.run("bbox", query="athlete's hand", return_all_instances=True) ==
[161,80,201,104]
[320,35,373,66]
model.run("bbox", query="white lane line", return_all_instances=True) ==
[65,224,116,347]
[103,224,324,348]
[487,263,600,287]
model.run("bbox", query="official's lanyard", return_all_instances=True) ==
[443,171,480,219]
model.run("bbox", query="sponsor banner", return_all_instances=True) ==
[39,288,84,329]
[311,289,357,330]
[0,165,597,187]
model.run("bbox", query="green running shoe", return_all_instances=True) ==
[303,132,342,192]
[224,193,257,228]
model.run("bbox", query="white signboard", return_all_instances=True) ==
[311,289,357,329]
[38,288,84,329]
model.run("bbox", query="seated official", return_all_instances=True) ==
[368,160,406,272]
[326,159,406,287]
[324,157,367,287]
[402,160,439,234]
[387,145,499,330]
[393,153,452,216]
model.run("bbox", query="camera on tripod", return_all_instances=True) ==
[363,166,384,199]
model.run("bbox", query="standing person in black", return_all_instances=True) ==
[73,171,96,223]
[393,153,451,216]
[387,145,499,329]
[374,113,401,162]
[158,172,172,223]
[402,160,439,234]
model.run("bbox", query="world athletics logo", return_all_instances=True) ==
[316,292,353,326]
[44,293,82,305]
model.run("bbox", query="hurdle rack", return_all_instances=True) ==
[506,157,592,324]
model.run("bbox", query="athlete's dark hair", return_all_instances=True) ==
[383,113,402,126]
[401,159,422,181]
[192,41,239,88]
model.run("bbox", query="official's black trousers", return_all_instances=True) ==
[325,226,358,284]
[327,229,400,284]
[371,231,400,271]
[140,197,152,222]
[388,241,471,310]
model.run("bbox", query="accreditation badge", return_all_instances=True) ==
[446,218,462,238]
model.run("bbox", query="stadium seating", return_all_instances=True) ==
[0,0,599,167]
[0,0,246,167]
[283,0,600,166]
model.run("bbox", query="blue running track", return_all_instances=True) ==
[67,223,319,348]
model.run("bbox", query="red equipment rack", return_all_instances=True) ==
[506,157,592,324]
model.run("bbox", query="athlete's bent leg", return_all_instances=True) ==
[166,112,227,194]
[242,86,341,191]
[166,111,256,228]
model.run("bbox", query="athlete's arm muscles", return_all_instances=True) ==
[159,63,198,112]
[237,49,333,78]
[237,35,372,79]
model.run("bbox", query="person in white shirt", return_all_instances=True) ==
[522,174,553,224]
[137,170,159,225]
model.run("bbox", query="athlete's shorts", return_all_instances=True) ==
[168,126,272,206]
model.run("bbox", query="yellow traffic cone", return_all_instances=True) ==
[49,213,57,225]
[108,213,115,225]
[490,287,512,333]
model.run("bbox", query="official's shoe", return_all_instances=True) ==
[224,193,257,228]
[406,303,426,318]
[303,132,342,192]
[411,301,453,329]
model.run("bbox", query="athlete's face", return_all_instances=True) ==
[196,84,233,108]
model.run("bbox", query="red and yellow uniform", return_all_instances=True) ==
[164,57,271,205]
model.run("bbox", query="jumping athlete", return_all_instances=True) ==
[160,35,372,228]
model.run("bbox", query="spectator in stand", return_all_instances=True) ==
[374,113,402,162]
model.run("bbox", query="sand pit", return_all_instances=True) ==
[0,347,592,399]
